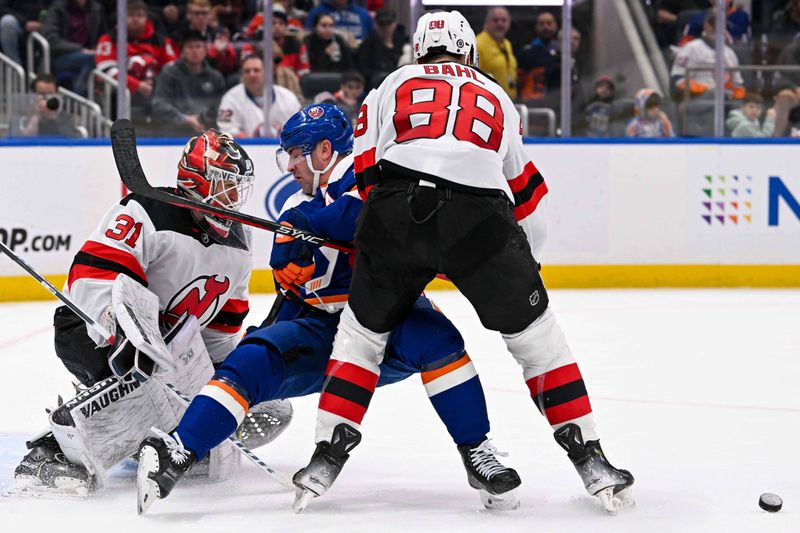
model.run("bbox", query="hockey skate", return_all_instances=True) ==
[236,399,294,450]
[554,423,635,514]
[6,432,94,499]
[457,438,521,510]
[292,423,361,513]
[136,428,196,515]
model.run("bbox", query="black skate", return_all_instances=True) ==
[292,423,361,513]
[457,438,521,510]
[136,428,196,515]
[554,424,635,514]
[236,399,294,449]
[8,432,94,499]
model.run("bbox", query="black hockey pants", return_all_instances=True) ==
[350,177,549,335]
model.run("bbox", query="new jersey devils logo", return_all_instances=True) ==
[164,275,230,326]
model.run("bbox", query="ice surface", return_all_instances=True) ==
[0,290,798,532]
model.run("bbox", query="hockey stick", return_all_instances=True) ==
[0,244,293,489]
[109,119,354,253]
[0,241,115,346]
[155,379,293,489]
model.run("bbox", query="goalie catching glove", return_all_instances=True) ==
[270,208,315,288]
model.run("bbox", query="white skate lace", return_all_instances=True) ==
[151,427,192,466]
[469,439,510,479]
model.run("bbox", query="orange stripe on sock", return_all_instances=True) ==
[208,379,249,414]
[421,354,471,385]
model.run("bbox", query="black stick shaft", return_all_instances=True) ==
[0,241,114,344]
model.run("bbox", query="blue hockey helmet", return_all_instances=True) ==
[277,104,354,194]
[279,103,353,156]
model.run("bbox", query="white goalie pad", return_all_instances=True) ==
[50,278,225,480]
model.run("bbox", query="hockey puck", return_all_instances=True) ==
[759,493,783,512]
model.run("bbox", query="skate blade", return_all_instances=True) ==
[596,486,635,515]
[3,477,89,500]
[479,488,520,511]
[293,487,316,514]
[136,446,161,516]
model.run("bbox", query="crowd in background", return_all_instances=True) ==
[3,0,800,138]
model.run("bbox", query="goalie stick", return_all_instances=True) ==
[109,119,355,253]
[0,243,293,489]
[0,241,114,346]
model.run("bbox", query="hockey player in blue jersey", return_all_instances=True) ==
[135,104,521,515]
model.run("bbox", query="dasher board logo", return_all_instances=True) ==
[264,173,301,220]
[700,174,752,225]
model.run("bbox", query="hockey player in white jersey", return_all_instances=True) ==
[9,129,291,498]
[294,11,634,513]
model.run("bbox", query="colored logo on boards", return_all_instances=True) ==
[700,174,752,225]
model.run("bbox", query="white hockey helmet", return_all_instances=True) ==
[413,10,478,67]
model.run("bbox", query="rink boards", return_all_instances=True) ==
[1,139,799,301]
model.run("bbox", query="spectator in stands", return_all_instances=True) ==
[211,0,243,35]
[313,69,364,123]
[726,93,776,137]
[517,11,560,103]
[653,0,711,49]
[625,89,675,137]
[42,0,105,97]
[152,30,225,136]
[476,6,517,100]
[273,4,310,78]
[355,7,404,89]
[583,75,616,138]
[670,11,745,101]
[305,12,354,73]
[11,73,80,138]
[217,53,301,137]
[171,0,238,80]
[770,0,800,47]
[305,0,373,42]
[770,32,800,135]
[273,40,303,101]
[682,1,751,44]
[146,1,185,36]
[0,1,51,65]
[96,0,178,110]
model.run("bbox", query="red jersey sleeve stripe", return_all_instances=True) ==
[79,241,146,281]
[508,161,540,193]
[514,182,548,221]
[353,148,377,174]
[67,265,120,289]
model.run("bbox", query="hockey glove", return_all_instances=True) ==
[270,208,315,288]
[107,322,155,383]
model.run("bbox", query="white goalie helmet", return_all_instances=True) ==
[412,10,478,67]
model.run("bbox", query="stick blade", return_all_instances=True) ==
[110,119,150,192]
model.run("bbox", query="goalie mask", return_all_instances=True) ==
[177,129,255,239]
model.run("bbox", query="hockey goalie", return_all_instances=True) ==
[8,130,292,498]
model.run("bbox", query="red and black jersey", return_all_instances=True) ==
[67,192,252,363]
[95,19,178,93]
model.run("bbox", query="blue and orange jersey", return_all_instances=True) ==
[276,154,361,315]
